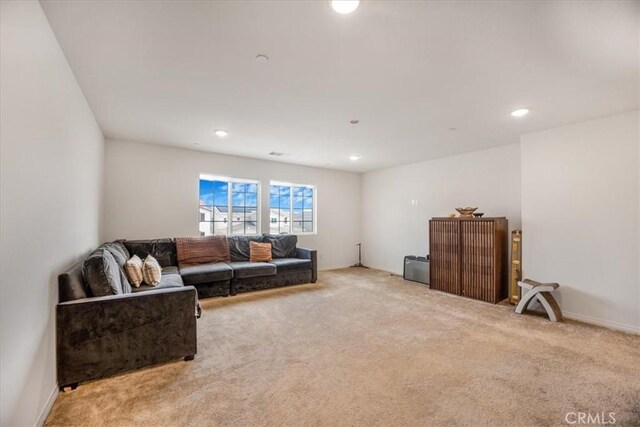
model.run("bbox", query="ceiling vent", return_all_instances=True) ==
[269,152,284,156]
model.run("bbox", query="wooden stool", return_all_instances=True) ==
[515,279,562,322]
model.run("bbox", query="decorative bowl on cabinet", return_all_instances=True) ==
[455,207,478,217]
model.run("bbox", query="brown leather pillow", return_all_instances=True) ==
[250,241,272,262]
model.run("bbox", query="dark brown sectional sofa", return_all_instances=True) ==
[56,234,317,390]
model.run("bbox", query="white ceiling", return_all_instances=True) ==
[41,0,639,173]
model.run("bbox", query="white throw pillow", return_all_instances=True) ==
[124,255,144,287]
[142,255,162,286]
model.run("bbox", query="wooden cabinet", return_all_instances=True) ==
[429,218,508,304]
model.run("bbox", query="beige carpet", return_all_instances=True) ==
[46,268,640,426]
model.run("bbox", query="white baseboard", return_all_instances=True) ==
[35,385,58,427]
[562,311,640,335]
[356,264,402,276]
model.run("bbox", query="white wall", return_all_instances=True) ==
[521,111,640,333]
[103,139,361,270]
[0,1,104,425]
[361,144,522,275]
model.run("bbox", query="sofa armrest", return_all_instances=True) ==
[57,286,198,388]
[296,247,317,283]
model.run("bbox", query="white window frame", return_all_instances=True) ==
[269,180,317,236]
[199,173,261,236]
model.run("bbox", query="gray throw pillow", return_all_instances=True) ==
[83,248,128,297]
[102,242,132,291]
[118,266,132,294]
[262,234,297,259]
[102,241,130,267]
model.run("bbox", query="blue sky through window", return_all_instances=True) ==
[270,186,290,209]
[199,179,228,206]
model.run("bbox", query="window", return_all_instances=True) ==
[199,174,259,236]
[270,182,315,234]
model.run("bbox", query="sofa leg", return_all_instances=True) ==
[184,355,195,362]
[61,383,78,392]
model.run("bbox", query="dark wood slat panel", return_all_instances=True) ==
[430,217,507,304]
[429,219,460,295]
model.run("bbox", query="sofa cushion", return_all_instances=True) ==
[262,234,297,258]
[227,261,276,279]
[268,258,312,273]
[228,235,264,261]
[131,268,184,293]
[180,262,233,285]
[176,235,230,266]
[162,266,180,275]
[122,238,177,267]
[100,242,134,291]
[83,248,131,297]
[102,241,130,267]
[58,260,90,302]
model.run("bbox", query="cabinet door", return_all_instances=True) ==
[460,220,497,302]
[429,220,460,295]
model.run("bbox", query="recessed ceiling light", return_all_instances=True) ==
[255,54,269,63]
[214,129,229,138]
[350,119,359,125]
[511,108,530,117]
[331,0,360,14]
[349,154,362,161]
